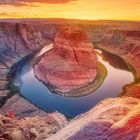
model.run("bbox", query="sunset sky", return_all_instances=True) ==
[0,0,140,20]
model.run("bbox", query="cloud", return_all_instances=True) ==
[0,12,9,16]
[0,11,21,17]
[0,0,77,6]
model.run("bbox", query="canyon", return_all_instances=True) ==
[0,19,140,140]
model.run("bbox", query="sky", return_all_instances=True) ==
[0,0,140,20]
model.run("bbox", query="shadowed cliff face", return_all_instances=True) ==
[34,26,98,96]
[0,22,42,106]
[0,22,65,117]
[0,22,58,107]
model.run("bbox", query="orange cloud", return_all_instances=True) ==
[0,0,77,6]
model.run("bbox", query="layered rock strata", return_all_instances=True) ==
[0,22,57,109]
[0,22,68,139]
[95,29,140,98]
[49,97,140,140]
[34,26,102,96]
[0,22,46,105]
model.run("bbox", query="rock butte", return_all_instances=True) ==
[34,26,98,95]
[0,20,140,139]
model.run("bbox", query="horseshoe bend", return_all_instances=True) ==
[0,19,140,140]
[34,26,107,97]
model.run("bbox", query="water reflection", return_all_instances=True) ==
[14,50,134,117]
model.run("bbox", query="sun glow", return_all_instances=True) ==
[0,0,140,20]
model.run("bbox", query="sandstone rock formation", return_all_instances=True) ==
[0,95,49,118]
[48,97,140,140]
[47,23,140,140]
[0,22,56,106]
[95,29,140,98]
[0,112,67,140]
[34,26,99,96]
[0,22,68,139]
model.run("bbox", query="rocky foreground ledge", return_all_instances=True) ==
[0,112,67,139]
[49,97,140,140]
[34,26,106,97]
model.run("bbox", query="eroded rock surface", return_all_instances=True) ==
[0,22,68,139]
[0,22,57,105]
[0,112,67,140]
[34,26,98,96]
[0,95,49,119]
[49,97,140,140]
[95,29,140,98]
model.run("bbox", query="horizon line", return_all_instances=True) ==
[0,17,140,22]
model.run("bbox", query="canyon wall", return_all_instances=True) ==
[0,22,68,139]
[0,22,58,108]
[95,29,140,99]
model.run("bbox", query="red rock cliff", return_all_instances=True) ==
[34,26,98,95]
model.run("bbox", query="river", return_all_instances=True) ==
[13,46,134,117]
